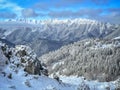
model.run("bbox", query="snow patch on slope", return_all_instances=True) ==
[60,76,115,90]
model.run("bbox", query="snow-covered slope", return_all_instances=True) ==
[0,42,73,90]
[39,38,120,82]
[0,41,118,90]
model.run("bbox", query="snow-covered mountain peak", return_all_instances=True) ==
[41,18,98,24]
[3,18,100,25]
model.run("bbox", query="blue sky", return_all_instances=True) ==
[0,0,120,23]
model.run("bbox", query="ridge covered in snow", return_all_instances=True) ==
[2,18,100,24]
[0,18,119,57]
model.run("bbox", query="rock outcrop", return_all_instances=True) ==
[0,42,48,76]
[0,43,8,72]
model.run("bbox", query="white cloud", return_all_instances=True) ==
[21,8,38,18]
[0,0,23,17]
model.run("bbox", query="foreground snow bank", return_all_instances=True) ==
[0,74,116,90]
[0,74,75,90]
[60,76,116,90]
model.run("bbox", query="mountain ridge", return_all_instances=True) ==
[0,18,119,56]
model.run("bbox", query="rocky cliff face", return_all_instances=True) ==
[0,41,48,76]
[0,44,8,72]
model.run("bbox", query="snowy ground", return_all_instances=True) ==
[0,71,116,90]
[0,70,74,90]
[60,76,116,90]
[0,61,116,90]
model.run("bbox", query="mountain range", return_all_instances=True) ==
[0,18,120,56]
[0,18,120,89]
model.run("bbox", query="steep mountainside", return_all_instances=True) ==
[0,42,72,90]
[105,27,120,39]
[29,38,63,56]
[39,38,120,82]
[0,42,118,90]
[0,19,120,56]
